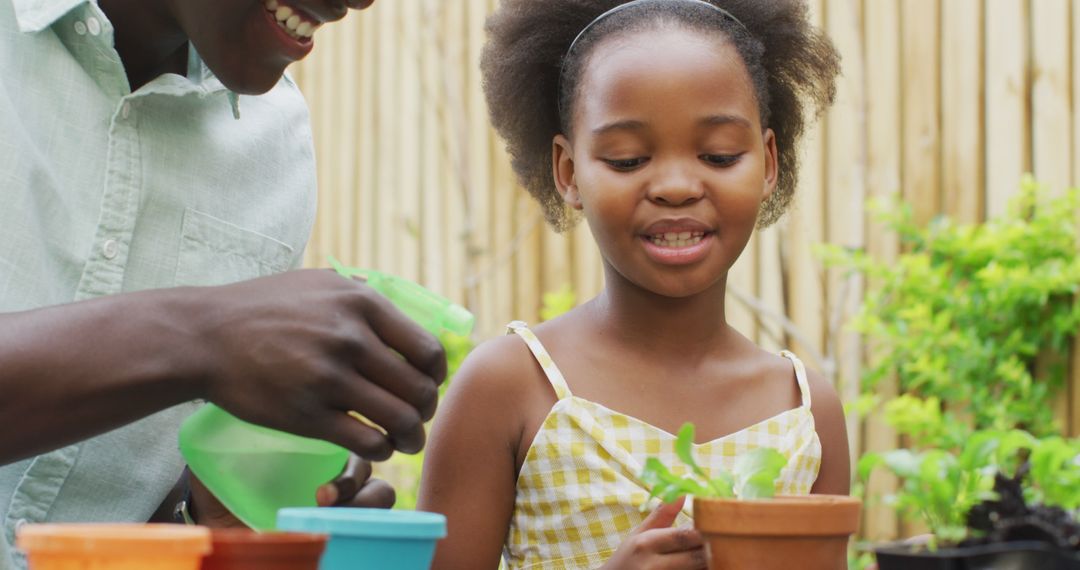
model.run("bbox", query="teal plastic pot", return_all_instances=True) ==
[276,508,447,570]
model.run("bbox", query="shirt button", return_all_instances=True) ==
[86,17,101,36]
[121,102,131,120]
[73,21,87,35]
[102,239,119,260]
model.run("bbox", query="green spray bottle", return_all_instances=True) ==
[178,258,474,530]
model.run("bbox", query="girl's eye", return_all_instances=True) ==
[701,154,742,167]
[603,157,649,171]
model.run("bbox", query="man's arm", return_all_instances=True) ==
[0,269,447,466]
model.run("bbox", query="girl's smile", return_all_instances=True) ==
[640,219,715,266]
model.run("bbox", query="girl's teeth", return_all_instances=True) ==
[296,21,313,36]
[275,6,293,21]
[650,236,704,248]
[286,14,301,30]
[266,0,279,9]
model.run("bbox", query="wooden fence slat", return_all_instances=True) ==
[784,0,827,364]
[375,2,399,274]
[727,233,759,342]
[466,0,494,335]
[941,0,983,223]
[440,0,469,305]
[755,227,785,354]
[862,0,902,542]
[336,20,359,266]
[825,0,866,496]
[901,0,941,226]
[420,1,444,292]
[492,136,516,327]
[1032,0,1072,197]
[397,0,422,281]
[357,11,378,269]
[1072,0,1080,438]
[985,0,1031,218]
[514,195,543,326]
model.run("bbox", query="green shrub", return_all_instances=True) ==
[821,177,1080,444]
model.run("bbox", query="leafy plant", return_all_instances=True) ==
[641,423,788,503]
[860,429,1080,546]
[820,178,1080,444]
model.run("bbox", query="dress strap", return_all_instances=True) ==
[506,321,573,401]
[779,350,812,408]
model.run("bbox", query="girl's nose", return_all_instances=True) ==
[645,162,704,207]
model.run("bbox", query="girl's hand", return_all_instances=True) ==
[600,497,707,570]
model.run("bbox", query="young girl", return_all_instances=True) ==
[418,1,846,568]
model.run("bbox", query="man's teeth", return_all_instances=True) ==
[649,231,706,248]
[264,0,318,40]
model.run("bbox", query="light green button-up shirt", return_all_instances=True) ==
[1,0,317,567]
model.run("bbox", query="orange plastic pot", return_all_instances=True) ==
[694,495,861,570]
[16,523,210,570]
[201,529,327,570]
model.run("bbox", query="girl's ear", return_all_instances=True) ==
[552,135,583,210]
[762,128,779,200]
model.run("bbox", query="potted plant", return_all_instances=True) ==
[641,423,861,570]
[861,429,1080,569]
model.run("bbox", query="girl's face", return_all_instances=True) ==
[554,28,778,299]
[170,0,375,94]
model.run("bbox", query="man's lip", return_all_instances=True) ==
[641,218,714,236]
[285,1,344,24]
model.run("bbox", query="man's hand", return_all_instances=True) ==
[191,454,395,528]
[197,269,447,461]
[315,455,396,508]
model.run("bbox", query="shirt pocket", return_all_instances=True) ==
[175,208,295,287]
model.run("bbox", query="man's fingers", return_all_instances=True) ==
[321,412,394,461]
[317,455,376,506]
[341,375,426,454]
[348,326,441,423]
[359,291,447,388]
[340,478,396,509]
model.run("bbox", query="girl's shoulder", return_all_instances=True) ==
[442,322,567,445]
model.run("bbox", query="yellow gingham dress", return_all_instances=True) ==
[502,321,822,569]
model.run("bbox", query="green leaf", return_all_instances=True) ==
[733,448,788,499]
[675,423,700,472]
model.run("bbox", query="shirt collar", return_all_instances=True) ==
[16,0,242,118]
[11,0,88,33]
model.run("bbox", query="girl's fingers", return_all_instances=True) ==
[655,546,708,570]
[640,526,704,554]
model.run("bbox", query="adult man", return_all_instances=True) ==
[0,0,443,567]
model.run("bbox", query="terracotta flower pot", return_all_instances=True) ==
[201,529,327,570]
[694,495,861,570]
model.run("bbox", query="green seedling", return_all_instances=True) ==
[641,423,788,507]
